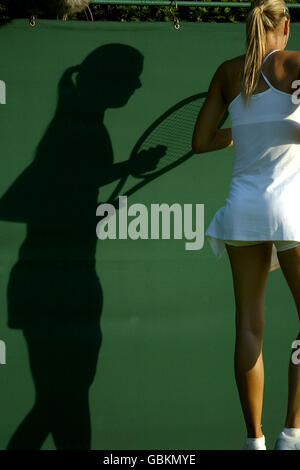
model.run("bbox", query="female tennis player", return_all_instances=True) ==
[192,0,300,450]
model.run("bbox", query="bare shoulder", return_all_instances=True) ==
[272,50,300,80]
[214,55,244,74]
[211,56,243,91]
[274,49,300,62]
[217,55,245,79]
[214,56,245,95]
[274,49,300,68]
[226,54,245,65]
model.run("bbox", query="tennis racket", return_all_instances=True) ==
[106,91,229,208]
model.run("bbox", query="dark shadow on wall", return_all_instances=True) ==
[0,41,220,449]
[0,43,147,450]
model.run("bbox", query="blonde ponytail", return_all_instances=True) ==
[241,0,290,108]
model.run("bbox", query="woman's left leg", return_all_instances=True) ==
[225,241,273,438]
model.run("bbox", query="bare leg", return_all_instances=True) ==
[276,246,300,429]
[225,242,273,438]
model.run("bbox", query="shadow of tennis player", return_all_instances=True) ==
[0,43,163,450]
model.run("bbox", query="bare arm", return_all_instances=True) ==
[192,61,233,154]
[197,127,233,153]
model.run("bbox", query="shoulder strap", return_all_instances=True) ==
[262,48,281,65]
[261,70,273,88]
[261,49,281,88]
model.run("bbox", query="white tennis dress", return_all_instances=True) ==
[205,49,300,272]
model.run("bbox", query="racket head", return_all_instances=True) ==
[128,91,229,179]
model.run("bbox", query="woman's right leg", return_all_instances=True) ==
[225,241,273,439]
[276,245,300,429]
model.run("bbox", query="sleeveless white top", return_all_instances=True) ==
[205,49,300,272]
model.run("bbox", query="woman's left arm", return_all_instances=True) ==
[192,61,234,154]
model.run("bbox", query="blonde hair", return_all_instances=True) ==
[241,0,290,107]
[56,0,90,15]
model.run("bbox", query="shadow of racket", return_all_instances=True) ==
[103,91,229,211]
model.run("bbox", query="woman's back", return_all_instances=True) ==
[205,48,300,268]
[228,49,300,180]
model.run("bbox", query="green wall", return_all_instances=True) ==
[0,19,299,450]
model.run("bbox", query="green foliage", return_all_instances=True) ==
[78,3,259,23]
[0,1,300,22]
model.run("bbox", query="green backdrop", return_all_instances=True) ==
[0,19,299,450]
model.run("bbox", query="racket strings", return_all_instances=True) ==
[138,99,205,173]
